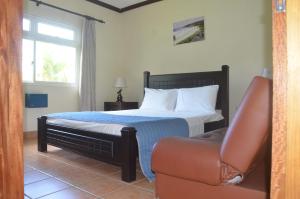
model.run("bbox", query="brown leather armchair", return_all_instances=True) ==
[152,77,272,199]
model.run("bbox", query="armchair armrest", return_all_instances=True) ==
[152,137,222,185]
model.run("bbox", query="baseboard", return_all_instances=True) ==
[24,131,37,140]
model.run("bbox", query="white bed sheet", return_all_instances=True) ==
[47,109,223,137]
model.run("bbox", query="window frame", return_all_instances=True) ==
[22,14,81,87]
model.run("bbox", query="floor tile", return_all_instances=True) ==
[109,170,145,182]
[64,156,103,167]
[82,163,120,177]
[24,141,39,154]
[44,149,107,172]
[25,154,67,174]
[77,176,126,197]
[24,170,51,185]
[39,187,96,199]
[47,165,100,186]
[103,186,155,199]
[24,153,36,162]
[25,178,70,199]
[45,148,101,166]
[133,179,155,192]
[24,137,156,199]
[24,165,35,173]
[45,147,83,162]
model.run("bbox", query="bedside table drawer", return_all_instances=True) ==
[104,102,138,111]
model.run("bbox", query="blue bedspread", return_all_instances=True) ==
[47,112,189,181]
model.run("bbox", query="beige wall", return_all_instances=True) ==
[121,0,272,119]
[23,0,125,131]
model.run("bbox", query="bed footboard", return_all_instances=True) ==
[37,116,138,182]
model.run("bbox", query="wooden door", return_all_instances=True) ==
[271,0,300,198]
[0,0,24,198]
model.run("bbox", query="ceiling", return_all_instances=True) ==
[97,0,147,9]
[86,0,162,13]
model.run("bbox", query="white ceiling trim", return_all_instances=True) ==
[96,0,147,9]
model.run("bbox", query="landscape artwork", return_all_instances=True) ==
[173,16,205,45]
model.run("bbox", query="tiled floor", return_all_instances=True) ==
[24,137,155,199]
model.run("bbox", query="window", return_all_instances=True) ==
[22,17,79,84]
[35,41,76,83]
[23,18,31,31]
[37,22,75,40]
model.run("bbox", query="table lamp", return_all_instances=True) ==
[115,77,127,102]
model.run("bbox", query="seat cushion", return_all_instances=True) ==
[155,162,268,199]
[156,173,267,199]
[152,136,222,185]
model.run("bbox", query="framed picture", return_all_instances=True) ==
[173,16,205,45]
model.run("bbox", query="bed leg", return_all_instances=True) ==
[121,127,137,182]
[37,116,47,152]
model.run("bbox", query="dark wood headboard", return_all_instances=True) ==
[143,65,229,131]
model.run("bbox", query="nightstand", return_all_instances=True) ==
[104,102,139,111]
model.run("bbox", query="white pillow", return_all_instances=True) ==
[175,85,219,113]
[140,88,178,111]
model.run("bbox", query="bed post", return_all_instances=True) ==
[121,127,137,182]
[222,65,230,127]
[144,71,150,88]
[37,116,47,152]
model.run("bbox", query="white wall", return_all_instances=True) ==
[120,0,272,119]
[23,0,125,131]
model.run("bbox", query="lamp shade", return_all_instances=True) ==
[115,77,127,88]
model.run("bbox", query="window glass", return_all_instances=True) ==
[22,39,34,82]
[23,18,31,31]
[37,22,75,40]
[22,17,78,84]
[35,41,76,83]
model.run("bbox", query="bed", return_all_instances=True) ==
[37,65,229,182]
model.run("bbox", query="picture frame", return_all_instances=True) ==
[173,16,205,45]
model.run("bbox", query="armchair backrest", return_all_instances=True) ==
[220,76,272,173]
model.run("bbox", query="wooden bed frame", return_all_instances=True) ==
[37,65,229,182]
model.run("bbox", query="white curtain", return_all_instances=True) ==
[79,19,96,111]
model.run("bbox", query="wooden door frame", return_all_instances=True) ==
[0,0,24,198]
[271,0,300,198]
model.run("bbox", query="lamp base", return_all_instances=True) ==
[116,89,123,102]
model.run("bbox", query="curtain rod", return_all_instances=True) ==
[29,0,105,24]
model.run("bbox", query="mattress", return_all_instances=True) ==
[47,109,224,137]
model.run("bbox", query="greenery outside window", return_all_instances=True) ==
[22,16,79,85]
